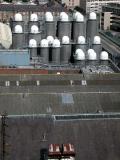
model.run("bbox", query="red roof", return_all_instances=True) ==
[48,144,61,155]
[62,144,75,155]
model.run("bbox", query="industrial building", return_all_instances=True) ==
[0,3,120,160]
[80,0,120,13]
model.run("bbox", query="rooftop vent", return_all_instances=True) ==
[14,25,23,33]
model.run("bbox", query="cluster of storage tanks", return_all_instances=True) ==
[12,12,109,66]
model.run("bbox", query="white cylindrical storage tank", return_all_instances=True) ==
[28,13,39,33]
[75,36,87,54]
[73,12,80,20]
[86,12,98,45]
[40,39,49,64]
[51,39,61,64]
[29,25,41,46]
[72,13,85,42]
[88,49,97,60]
[45,12,56,37]
[74,49,86,66]
[61,36,71,64]
[29,39,37,59]
[87,49,97,65]
[12,25,25,49]
[47,36,54,45]
[30,13,38,21]
[100,51,109,65]
[57,12,71,40]
[12,13,24,32]
[92,36,102,59]
[14,13,23,21]
[31,25,39,33]
[74,49,85,60]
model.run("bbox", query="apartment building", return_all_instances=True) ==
[101,3,120,31]
[62,0,80,8]
[80,0,120,13]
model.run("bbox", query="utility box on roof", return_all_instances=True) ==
[48,144,61,156]
[62,144,75,156]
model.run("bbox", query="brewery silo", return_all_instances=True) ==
[61,36,71,64]
[51,39,61,64]
[57,12,71,41]
[73,13,85,42]
[40,39,49,64]
[29,39,37,59]
[45,12,56,37]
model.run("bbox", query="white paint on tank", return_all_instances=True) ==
[47,36,54,45]
[52,39,60,47]
[60,12,69,21]
[30,13,38,21]
[78,36,85,44]
[100,51,109,60]
[31,25,39,33]
[89,12,96,20]
[15,13,22,21]
[73,11,81,20]
[76,14,84,22]
[62,36,70,44]
[29,39,37,48]
[88,49,97,60]
[40,39,49,47]
[74,49,85,60]
[45,12,53,21]
[14,25,23,33]
[93,36,101,44]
